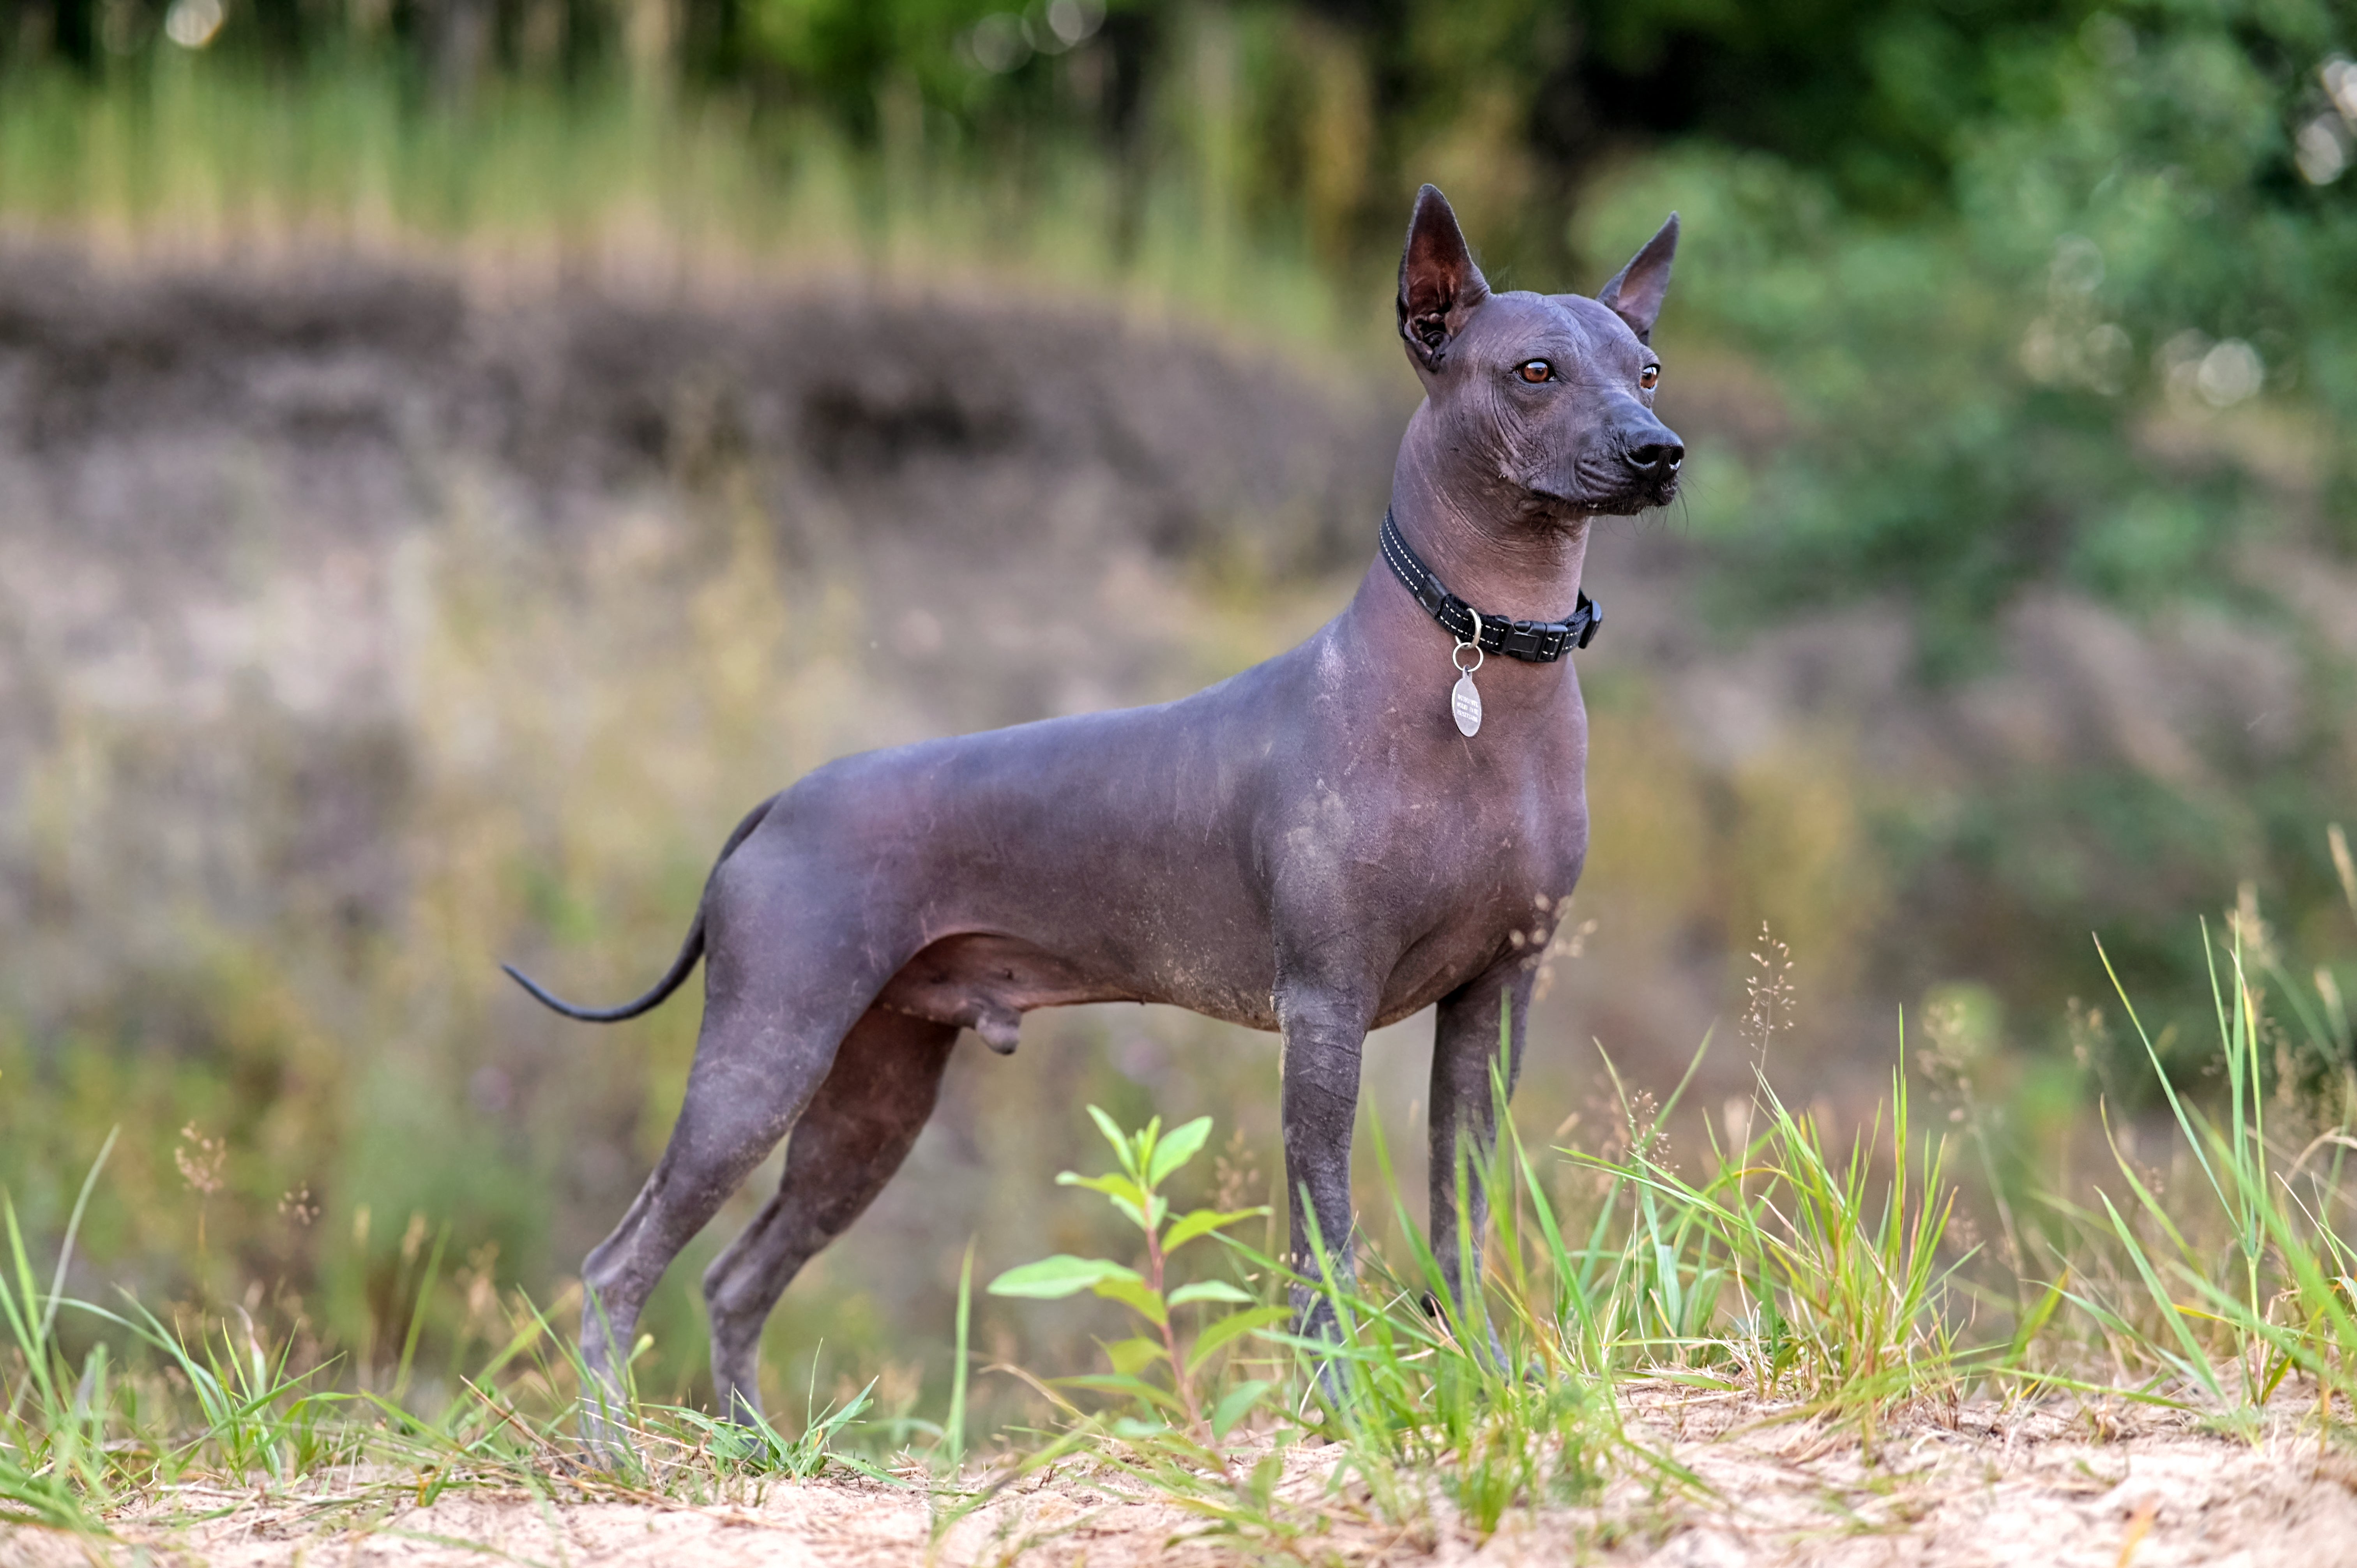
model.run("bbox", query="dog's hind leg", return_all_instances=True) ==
[573,862,896,1432]
[698,1006,959,1423]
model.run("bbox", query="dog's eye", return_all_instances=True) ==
[1639,364,1661,391]
[1518,360,1552,384]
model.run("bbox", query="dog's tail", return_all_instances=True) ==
[500,792,779,1024]
[503,913,706,1022]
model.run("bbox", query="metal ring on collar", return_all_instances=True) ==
[1452,620,1485,674]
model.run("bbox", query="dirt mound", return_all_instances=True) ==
[0,240,1386,549]
[0,241,1389,594]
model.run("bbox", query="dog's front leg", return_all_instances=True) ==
[1273,977,1378,1353]
[1429,962,1533,1367]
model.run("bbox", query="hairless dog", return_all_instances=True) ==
[508,185,1683,1422]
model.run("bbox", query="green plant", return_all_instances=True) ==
[943,1237,975,1471]
[0,1132,117,1531]
[986,1106,1278,1446]
[1578,1066,1970,1429]
[2055,926,2357,1430]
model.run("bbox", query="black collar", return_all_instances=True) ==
[1378,510,1599,663]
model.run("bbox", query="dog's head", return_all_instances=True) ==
[1397,185,1683,524]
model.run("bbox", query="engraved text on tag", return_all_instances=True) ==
[1451,671,1482,736]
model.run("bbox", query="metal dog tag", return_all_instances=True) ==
[1450,621,1486,737]
[1451,670,1482,736]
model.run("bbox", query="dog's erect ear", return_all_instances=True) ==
[1596,213,1679,343]
[1397,185,1489,372]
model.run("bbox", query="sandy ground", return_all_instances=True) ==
[7,1393,2353,1567]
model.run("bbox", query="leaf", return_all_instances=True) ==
[1186,1305,1290,1375]
[1101,1336,1167,1376]
[1086,1105,1139,1178]
[1057,1171,1145,1206]
[987,1255,1140,1299]
[1145,1116,1215,1188]
[1058,1171,1156,1230]
[1167,1280,1254,1307]
[1091,1277,1170,1326]
[1210,1379,1273,1439]
[1060,1374,1184,1414]
[1163,1207,1270,1251]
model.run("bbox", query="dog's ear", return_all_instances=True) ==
[1596,213,1679,344]
[1397,185,1489,372]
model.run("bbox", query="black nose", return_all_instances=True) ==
[1625,438,1685,475]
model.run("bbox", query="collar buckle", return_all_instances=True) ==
[1378,511,1600,664]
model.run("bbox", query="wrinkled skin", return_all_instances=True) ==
[511,185,1685,1423]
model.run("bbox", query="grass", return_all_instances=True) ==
[0,50,1370,362]
[2050,931,2357,1429]
[6,896,2352,1557]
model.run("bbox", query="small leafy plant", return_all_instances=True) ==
[988,1107,1279,1444]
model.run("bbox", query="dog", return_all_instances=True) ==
[507,184,1683,1421]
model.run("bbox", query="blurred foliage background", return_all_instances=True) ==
[0,0,2353,1438]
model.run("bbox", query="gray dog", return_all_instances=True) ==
[509,185,1683,1421]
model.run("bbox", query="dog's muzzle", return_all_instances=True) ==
[1618,421,1684,507]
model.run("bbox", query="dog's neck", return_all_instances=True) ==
[1377,404,1592,629]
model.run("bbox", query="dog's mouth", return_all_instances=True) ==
[1531,468,1680,519]
[1637,469,1684,510]
[1589,477,1680,516]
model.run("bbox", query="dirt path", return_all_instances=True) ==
[7,1395,2350,1566]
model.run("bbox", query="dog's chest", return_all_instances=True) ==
[1371,837,1584,1026]
[1275,713,1587,980]
[1342,706,1586,872]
